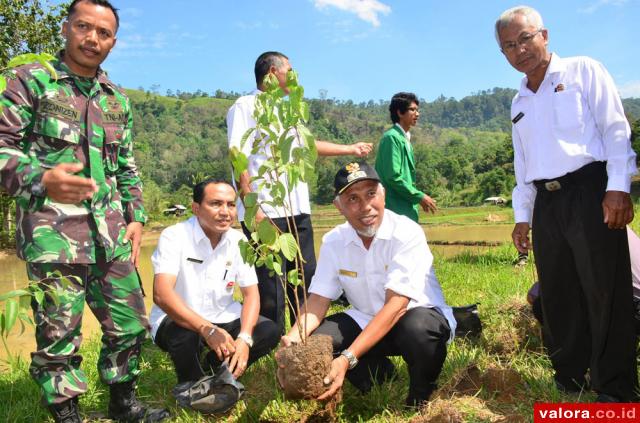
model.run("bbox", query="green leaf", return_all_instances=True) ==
[257,220,277,245]
[297,125,317,157]
[4,299,18,335]
[279,233,298,261]
[239,127,256,150]
[272,181,286,203]
[229,147,248,176]
[7,53,39,68]
[300,101,310,122]
[33,288,45,306]
[0,289,30,301]
[0,76,6,94]
[287,269,299,286]
[19,294,31,310]
[244,206,257,231]
[238,240,251,264]
[279,135,295,164]
[244,192,258,208]
[272,260,282,276]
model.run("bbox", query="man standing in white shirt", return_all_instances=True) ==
[150,180,279,400]
[227,51,373,334]
[496,6,638,402]
[278,162,455,408]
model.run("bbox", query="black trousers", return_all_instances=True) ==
[532,161,638,400]
[154,315,279,383]
[242,213,317,335]
[313,307,450,403]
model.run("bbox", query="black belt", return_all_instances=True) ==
[533,161,605,192]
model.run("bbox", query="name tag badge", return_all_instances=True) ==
[339,269,357,278]
[187,257,203,264]
[512,112,524,124]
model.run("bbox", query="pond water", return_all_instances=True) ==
[0,223,513,360]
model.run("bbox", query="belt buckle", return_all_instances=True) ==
[544,180,562,191]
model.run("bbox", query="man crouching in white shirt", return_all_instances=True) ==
[278,162,456,408]
[150,180,279,398]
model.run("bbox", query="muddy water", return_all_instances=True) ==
[0,232,161,361]
[0,224,512,360]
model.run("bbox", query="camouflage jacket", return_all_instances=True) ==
[0,54,147,264]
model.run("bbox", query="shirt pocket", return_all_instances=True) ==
[103,123,124,174]
[552,89,584,131]
[337,272,368,308]
[32,115,82,166]
[206,268,234,311]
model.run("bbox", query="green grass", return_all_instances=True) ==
[1,204,638,422]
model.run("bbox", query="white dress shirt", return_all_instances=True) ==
[149,217,258,338]
[394,123,411,142]
[511,54,637,224]
[309,209,456,340]
[226,90,311,221]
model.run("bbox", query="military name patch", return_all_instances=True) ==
[40,99,80,121]
[103,112,126,123]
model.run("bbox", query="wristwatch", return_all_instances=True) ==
[237,332,254,348]
[340,349,358,369]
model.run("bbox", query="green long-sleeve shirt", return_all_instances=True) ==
[375,125,424,222]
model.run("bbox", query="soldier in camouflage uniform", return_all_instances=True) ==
[0,1,169,422]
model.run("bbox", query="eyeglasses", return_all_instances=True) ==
[500,29,543,54]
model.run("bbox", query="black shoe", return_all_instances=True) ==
[554,375,589,394]
[351,358,397,394]
[405,383,436,409]
[595,393,623,403]
[48,397,81,423]
[108,379,171,422]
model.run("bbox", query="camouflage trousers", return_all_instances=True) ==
[27,257,150,405]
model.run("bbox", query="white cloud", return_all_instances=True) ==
[314,0,391,27]
[578,0,628,14]
[619,80,640,98]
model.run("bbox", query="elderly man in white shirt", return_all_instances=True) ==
[496,6,638,402]
[278,162,455,408]
[150,179,279,398]
[227,51,373,335]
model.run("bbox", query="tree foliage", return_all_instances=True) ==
[0,0,68,67]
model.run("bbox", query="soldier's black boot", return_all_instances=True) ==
[47,397,82,423]
[108,379,170,422]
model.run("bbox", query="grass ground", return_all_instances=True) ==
[1,203,638,422]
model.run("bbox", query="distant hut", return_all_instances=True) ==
[484,196,506,206]
[163,204,187,216]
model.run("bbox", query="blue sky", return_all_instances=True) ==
[88,0,638,101]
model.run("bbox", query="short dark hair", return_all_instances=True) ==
[389,92,419,124]
[67,0,120,32]
[193,179,235,204]
[254,51,288,88]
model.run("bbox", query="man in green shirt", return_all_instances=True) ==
[375,92,437,222]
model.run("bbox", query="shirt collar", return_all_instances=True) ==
[518,52,563,96]
[191,216,229,249]
[343,209,392,247]
[394,123,411,142]
[55,50,114,94]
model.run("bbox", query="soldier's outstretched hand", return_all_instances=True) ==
[42,162,97,203]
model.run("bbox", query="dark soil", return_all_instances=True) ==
[276,334,333,400]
